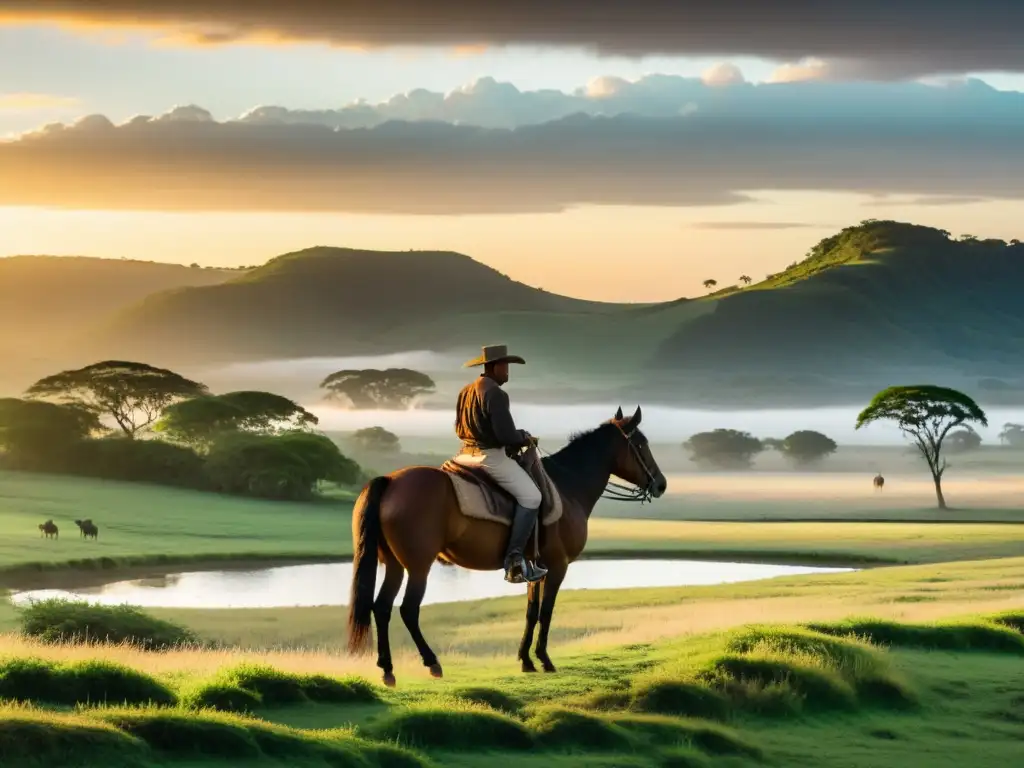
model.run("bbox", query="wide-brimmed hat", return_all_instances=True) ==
[462,344,526,368]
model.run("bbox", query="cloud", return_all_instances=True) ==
[689,222,819,231]
[231,73,1017,132]
[3,1,1024,78]
[864,195,990,207]
[0,93,79,112]
[2,75,1024,215]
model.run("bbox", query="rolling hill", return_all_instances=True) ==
[0,256,240,390]
[8,221,1024,406]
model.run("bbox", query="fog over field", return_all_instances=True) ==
[199,353,1024,447]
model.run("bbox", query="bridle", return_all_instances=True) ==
[603,423,660,504]
[533,422,661,504]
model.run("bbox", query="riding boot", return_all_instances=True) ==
[504,504,548,584]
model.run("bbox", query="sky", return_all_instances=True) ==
[2,1,1024,302]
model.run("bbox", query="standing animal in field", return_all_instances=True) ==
[873,473,885,491]
[38,520,58,539]
[74,519,99,540]
[347,405,667,687]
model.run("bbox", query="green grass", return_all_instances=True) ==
[0,611,1023,766]
[3,470,1023,594]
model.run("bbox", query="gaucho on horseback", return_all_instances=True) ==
[452,344,548,584]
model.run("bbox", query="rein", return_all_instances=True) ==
[532,425,657,505]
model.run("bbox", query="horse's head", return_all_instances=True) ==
[610,405,667,500]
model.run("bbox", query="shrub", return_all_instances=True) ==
[630,680,731,720]
[18,599,198,650]
[68,437,206,488]
[528,707,636,751]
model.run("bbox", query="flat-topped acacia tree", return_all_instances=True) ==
[855,385,988,509]
[25,360,208,439]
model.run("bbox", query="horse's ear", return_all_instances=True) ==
[614,406,624,420]
[631,405,642,425]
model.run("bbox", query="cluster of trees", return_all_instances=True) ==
[683,428,838,469]
[0,361,365,501]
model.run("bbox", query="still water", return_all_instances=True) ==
[11,559,853,610]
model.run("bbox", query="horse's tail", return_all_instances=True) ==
[347,475,390,655]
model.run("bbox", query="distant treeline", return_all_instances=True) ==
[0,360,367,501]
[681,424,1005,470]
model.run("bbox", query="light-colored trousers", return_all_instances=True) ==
[453,448,543,508]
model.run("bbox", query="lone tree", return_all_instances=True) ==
[856,385,988,509]
[320,368,436,410]
[702,279,718,291]
[739,275,753,285]
[351,426,401,454]
[998,422,1024,447]
[683,429,764,470]
[778,430,838,467]
[26,361,207,439]
[946,426,982,454]
[155,391,318,448]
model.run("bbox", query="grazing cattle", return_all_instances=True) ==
[74,519,99,540]
[38,520,59,539]
[873,474,885,491]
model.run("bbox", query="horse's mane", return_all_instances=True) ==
[542,421,619,501]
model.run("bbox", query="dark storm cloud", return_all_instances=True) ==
[3,1,1024,78]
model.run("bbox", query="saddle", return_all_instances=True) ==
[441,446,564,528]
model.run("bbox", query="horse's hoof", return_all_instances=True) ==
[521,659,538,674]
[542,664,557,674]
[382,672,397,688]
[428,663,444,679]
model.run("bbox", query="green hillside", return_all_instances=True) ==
[0,256,239,391]
[82,246,628,363]
[655,221,1024,378]
[15,221,1024,406]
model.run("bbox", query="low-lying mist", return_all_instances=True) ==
[197,354,1024,447]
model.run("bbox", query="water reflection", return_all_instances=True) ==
[11,560,853,610]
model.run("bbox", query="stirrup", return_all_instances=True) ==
[505,556,546,584]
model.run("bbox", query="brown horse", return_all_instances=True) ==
[347,405,667,687]
[873,473,885,491]
[38,520,58,539]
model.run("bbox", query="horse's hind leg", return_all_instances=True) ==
[373,553,405,687]
[517,580,541,673]
[399,565,442,678]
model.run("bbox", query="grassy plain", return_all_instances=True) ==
[0,564,1021,767]
[1,465,1023,766]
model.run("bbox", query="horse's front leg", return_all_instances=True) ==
[517,580,542,673]
[534,562,567,673]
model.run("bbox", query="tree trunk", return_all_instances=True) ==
[932,474,947,509]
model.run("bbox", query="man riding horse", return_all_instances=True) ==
[452,344,548,585]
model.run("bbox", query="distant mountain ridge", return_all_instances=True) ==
[6,222,1024,406]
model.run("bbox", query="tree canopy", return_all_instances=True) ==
[0,398,104,469]
[683,429,764,469]
[155,391,317,448]
[351,426,401,454]
[25,360,207,438]
[777,430,838,466]
[856,385,987,509]
[320,368,436,410]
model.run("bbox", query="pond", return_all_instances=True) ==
[10,559,854,610]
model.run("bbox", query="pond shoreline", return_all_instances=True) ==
[0,548,887,593]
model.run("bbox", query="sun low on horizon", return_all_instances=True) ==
[3,2,1024,302]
